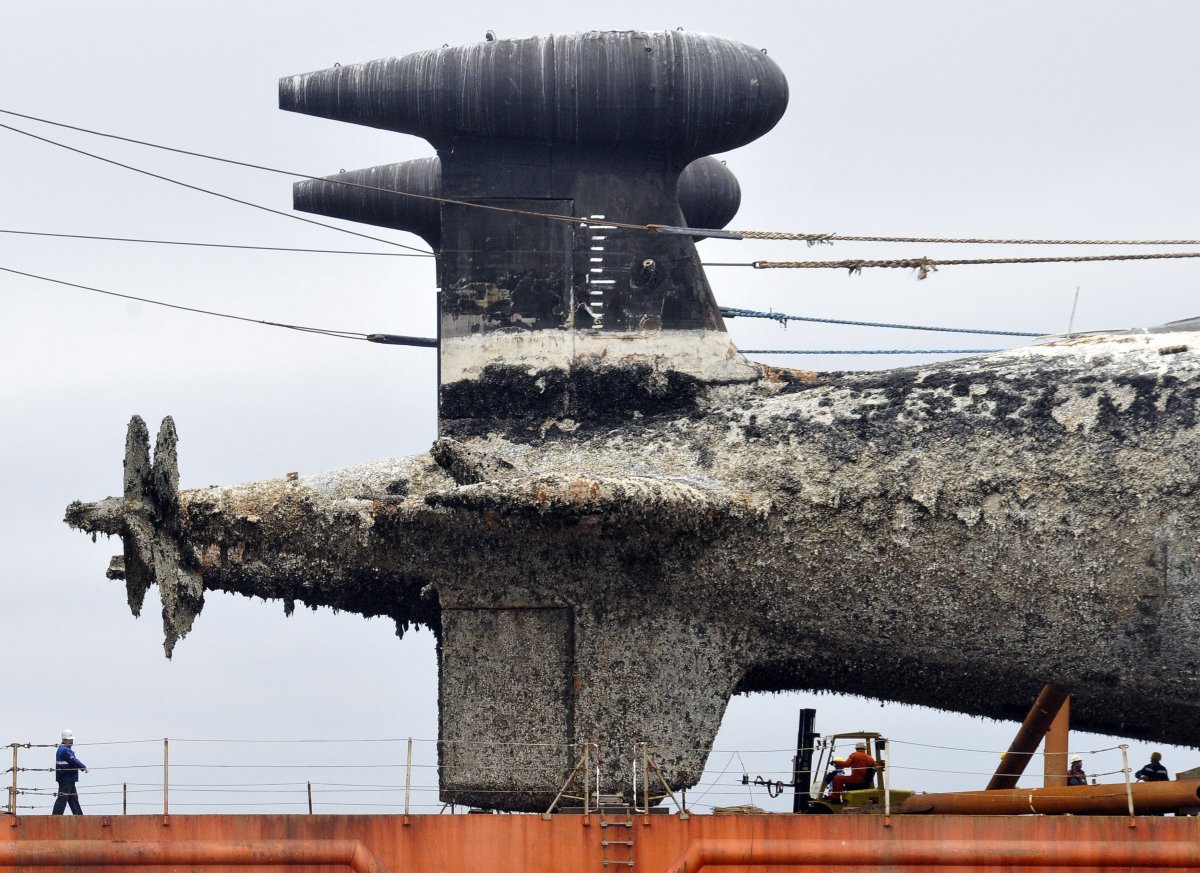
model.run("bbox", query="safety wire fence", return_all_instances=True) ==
[2,736,1154,816]
[692,741,1145,810]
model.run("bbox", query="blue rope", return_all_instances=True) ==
[719,307,1044,337]
[741,349,1001,355]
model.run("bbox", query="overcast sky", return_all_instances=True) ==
[3,0,1198,815]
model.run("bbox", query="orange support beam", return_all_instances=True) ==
[986,683,1069,791]
[1044,694,1070,787]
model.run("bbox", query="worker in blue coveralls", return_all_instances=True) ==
[1135,751,1170,782]
[52,729,87,815]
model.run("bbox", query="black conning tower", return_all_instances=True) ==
[281,31,789,428]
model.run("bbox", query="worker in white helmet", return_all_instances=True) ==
[1066,754,1088,786]
[831,742,877,801]
[52,729,88,815]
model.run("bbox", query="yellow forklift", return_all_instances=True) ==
[741,717,914,814]
[804,731,913,813]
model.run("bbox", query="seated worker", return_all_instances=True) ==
[819,757,847,798]
[1135,752,1169,782]
[831,742,877,801]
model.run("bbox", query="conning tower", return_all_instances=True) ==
[279,30,788,433]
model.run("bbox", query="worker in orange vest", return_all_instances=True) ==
[831,742,876,801]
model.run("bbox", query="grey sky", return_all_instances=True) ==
[2,0,1197,814]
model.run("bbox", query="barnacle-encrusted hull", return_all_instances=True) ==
[68,324,1200,811]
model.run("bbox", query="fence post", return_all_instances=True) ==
[882,738,892,824]
[123,783,127,816]
[404,738,413,819]
[8,744,17,817]
[631,743,638,813]
[307,781,313,815]
[642,743,650,818]
[162,738,169,824]
[1121,744,1135,822]
[583,744,590,816]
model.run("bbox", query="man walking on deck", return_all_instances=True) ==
[52,729,87,815]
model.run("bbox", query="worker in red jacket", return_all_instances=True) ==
[831,742,877,801]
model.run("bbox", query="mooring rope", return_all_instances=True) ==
[725,229,1200,246]
[705,250,1200,279]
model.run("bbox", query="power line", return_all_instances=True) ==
[0,228,431,257]
[0,120,431,255]
[719,306,1044,337]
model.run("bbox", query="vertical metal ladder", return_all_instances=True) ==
[599,807,635,873]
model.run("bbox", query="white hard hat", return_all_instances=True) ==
[61,729,74,741]
[1070,754,1082,763]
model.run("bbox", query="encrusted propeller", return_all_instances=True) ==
[65,415,203,657]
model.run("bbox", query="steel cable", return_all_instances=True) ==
[1,265,374,342]
[10,108,1199,252]
[719,306,1045,337]
[0,228,430,257]
[705,251,1200,277]
[0,120,431,254]
[728,229,1200,246]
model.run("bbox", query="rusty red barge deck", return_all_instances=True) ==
[4,811,1200,873]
